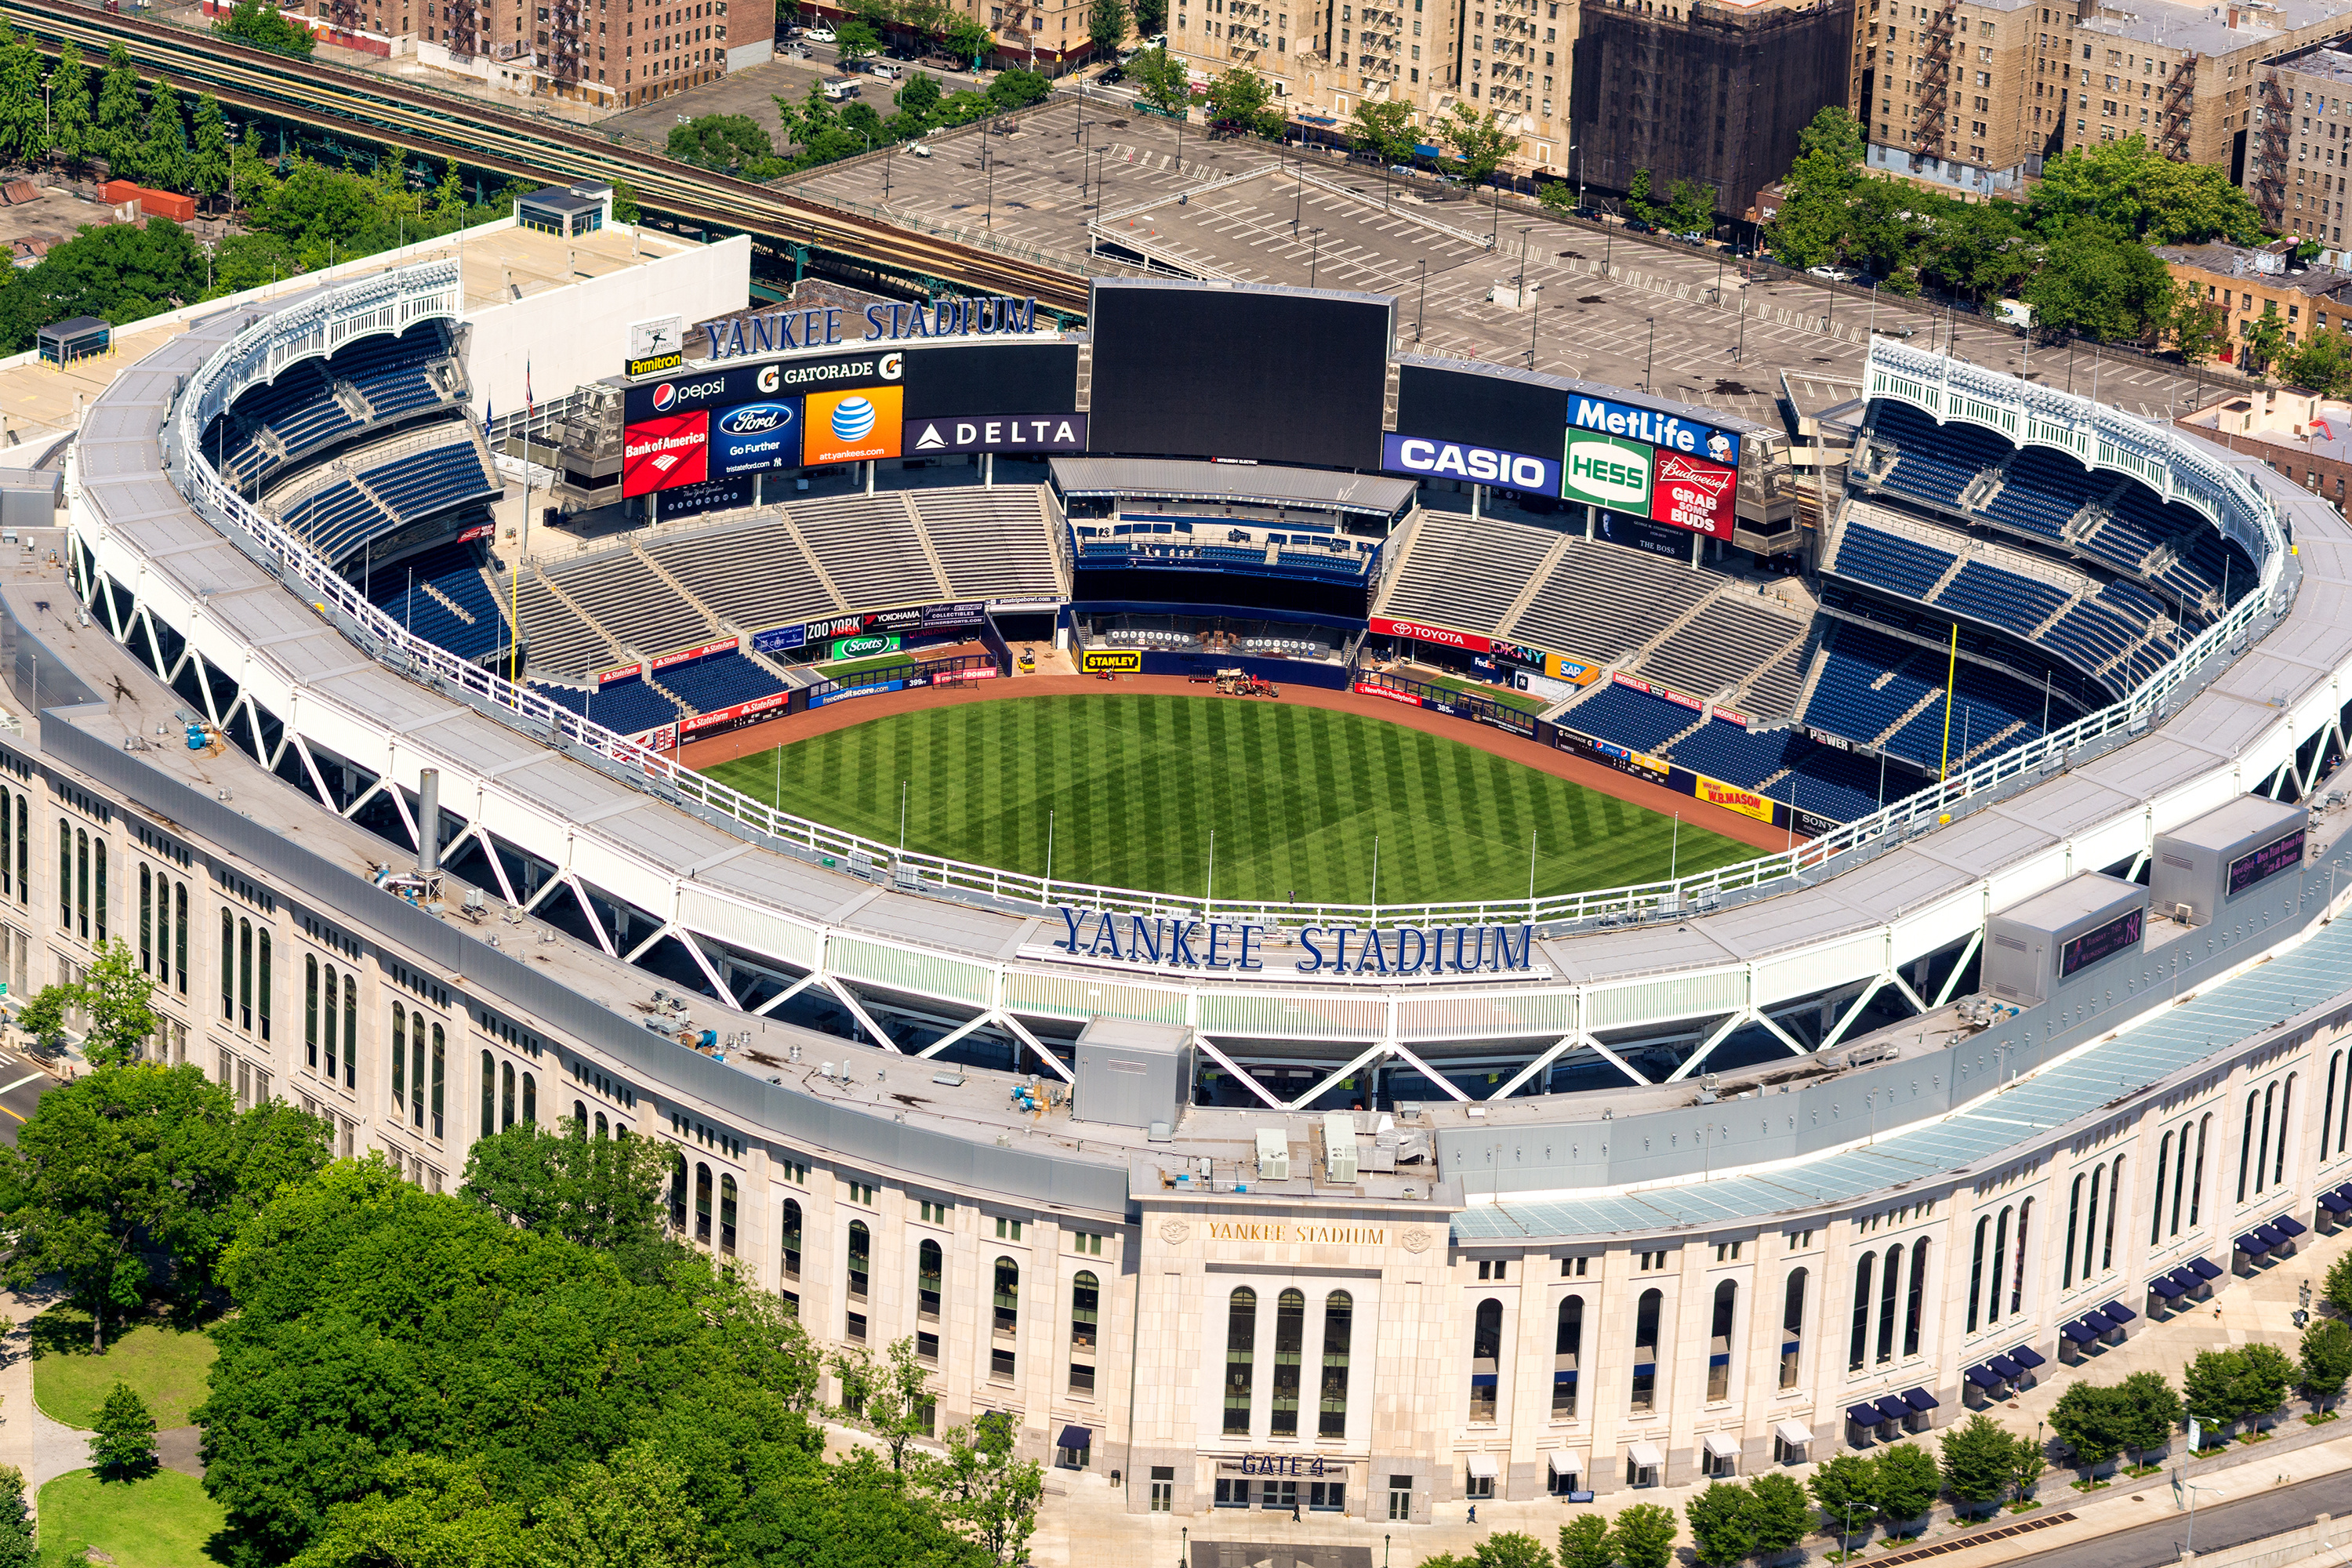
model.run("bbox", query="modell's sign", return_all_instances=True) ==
[1651,450,1739,539]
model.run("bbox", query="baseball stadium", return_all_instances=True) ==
[9,180,2352,1532]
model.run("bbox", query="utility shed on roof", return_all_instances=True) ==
[1984,871,2148,1007]
[2151,795,2309,927]
[1072,1017,1190,1131]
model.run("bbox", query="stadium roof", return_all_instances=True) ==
[1049,456,1417,515]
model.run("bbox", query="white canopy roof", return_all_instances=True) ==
[1775,1420,1814,1447]
[1465,1453,1501,1479]
[1548,1451,1584,1478]
[1626,1442,1665,1469]
[1703,1432,1741,1459]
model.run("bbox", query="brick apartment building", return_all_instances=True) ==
[2156,238,2352,361]
[2180,383,2352,512]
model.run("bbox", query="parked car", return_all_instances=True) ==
[821,76,860,99]
[804,23,837,40]
[909,140,933,157]
[1806,263,1857,281]
[1624,217,1655,233]
[1570,203,1600,219]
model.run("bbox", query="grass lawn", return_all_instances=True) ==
[703,694,1754,903]
[36,1468,226,1568]
[30,1311,216,1429]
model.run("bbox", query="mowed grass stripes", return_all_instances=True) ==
[705,695,1756,904]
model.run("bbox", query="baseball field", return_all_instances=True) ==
[700,694,1755,904]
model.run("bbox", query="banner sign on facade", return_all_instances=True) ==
[1082,648,1142,673]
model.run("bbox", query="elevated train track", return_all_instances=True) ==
[0,0,1091,313]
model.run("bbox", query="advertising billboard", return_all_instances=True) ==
[1081,648,1142,673]
[622,412,708,496]
[623,349,904,423]
[901,343,1082,417]
[1380,433,1560,496]
[1371,615,1479,649]
[906,414,1087,454]
[1561,432,1653,513]
[829,633,902,661]
[1395,363,1568,458]
[1567,394,1742,468]
[804,385,904,464]
[710,399,800,475]
[1694,775,1775,822]
[649,474,753,517]
[1650,450,1739,539]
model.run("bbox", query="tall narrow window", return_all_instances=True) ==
[13,795,24,904]
[480,1050,494,1135]
[718,1174,737,1255]
[1070,1270,1100,1394]
[1320,1291,1353,1437]
[2341,1065,2351,1160]
[409,1023,425,1130]
[1470,1298,1503,1421]
[694,1163,713,1243]
[140,866,153,975]
[75,828,87,939]
[846,1224,870,1298]
[2256,1083,2278,1196]
[322,964,338,1080]
[428,1022,444,1135]
[2190,1114,2210,1225]
[1271,1288,1306,1436]
[670,1155,686,1230]
[305,955,320,1070]
[256,930,271,1041]
[2325,1056,2341,1161]
[781,1198,802,1279]
[1876,1243,1901,1362]
[1631,1288,1661,1413]
[1967,1216,1987,1330]
[342,975,356,1087]
[1708,1279,1737,1400]
[220,908,233,1018]
[238,918,253,1031]
[176,883,188,994]
[501,1061,516,1129]
[521,1073,535,1122]
[2274,1075,2296,1186]
[1909,1236,1933,1356]
[1987,1209,2010,1327]
[1779,1269,1806,1390]
[2241,1090,2261,1202]
[1855,1251,1876,1365]
[2082,1165,2104,1280]
[93,840,105,943]
[53,821,66,931]
[2100,1156,2123,1270]
[993,1258,1020,1380]
[919,1239,942,1317]
[1224,1288,1258,1436]
[1554,1294,1584,1417]
[391,1003,408,1114]
[2152,1132,2174,1245]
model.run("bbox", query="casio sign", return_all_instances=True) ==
[1381,433,1559,496]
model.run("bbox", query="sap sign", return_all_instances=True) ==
[1053,906,1536,976]
[1569,395,1742,468]
[1562,434,1653,511]
[1381,433,1562,496]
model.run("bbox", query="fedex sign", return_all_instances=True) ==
[1381,433,1561,496]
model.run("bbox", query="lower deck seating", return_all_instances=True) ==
[364,535,506,663]
[656,652,787,714]
[532,677,680,735]
[1560,681,1701,753]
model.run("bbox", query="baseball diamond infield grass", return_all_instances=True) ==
[702,695,1755,904]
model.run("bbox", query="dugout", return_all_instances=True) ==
[2149,796,2310,927]
[1983,872,2149,1007]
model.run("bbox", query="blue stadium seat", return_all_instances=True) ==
[364,535,509,663]
[656,652,788,714]
[1935,561,2071,640]
[1799,623,1941,748]
[1563,683,1703,753]
[1867,402,2007,510]
[1833,524,1955,600]
[532,677,681,735]
[1664,718,1795,789]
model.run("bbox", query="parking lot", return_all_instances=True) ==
[785,91,2221,430]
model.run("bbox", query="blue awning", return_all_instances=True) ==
[1875,1396,1914,1424]
[2060,1320,2100,1342]
[1903,1387,1940,1410]
[1058,1424,1091,1450]
[2254,1225,2288,1248]
[2166,1267,2204,1290]
[1965,1365,2005,1388]
[2189,1258,2225,1279]
[2335,1184,2352,1207]
[2274,1214,2309,1237]
[1987,1356,2024,1379]
[2008,1345,2048,1369]
[1297,114,1338,125]
[2082,1312,2118,1334]
[2238,1232,2272,1254]
[2320,1191,2352,1213]
[2150,1276,2187,1298]
[2100,1301,2138,1324]
[1846,1403,1886,1426]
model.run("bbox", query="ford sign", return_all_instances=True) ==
[720,401,795,436]
[1381,433,1561,497]
[711,396,801,476]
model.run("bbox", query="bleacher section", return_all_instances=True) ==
[275,428,499,562]
[532,677,680,735]
[1637,597,1809,706]
[1801,622,1944,750]
[913,490,1061,601]
[1832,521,1955,600]
[536,550,706,657]
[1934,560,2069,641]
[655,652,787,713]
[644,517,838,640]
[509,574,617,677]
[364,537,506,664]
[1560,682,1701,753]
[793,495,943,608]
[1512,539,1718,660]
[1381,516,1560,633]
[1558,676,1894,823]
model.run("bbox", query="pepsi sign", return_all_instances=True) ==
[712,399,801,476]
[1381,433,1560,496]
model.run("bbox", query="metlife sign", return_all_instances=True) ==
[1568,394,1742,468]
[1380,434,1559,496]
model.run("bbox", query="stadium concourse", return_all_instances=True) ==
[26,208,2352,1534]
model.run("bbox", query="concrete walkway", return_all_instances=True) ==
[1028,1225,2352,1568]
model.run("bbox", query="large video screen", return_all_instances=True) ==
[902,342,1080,417]
[1395,364,1566,457]
[1087,281,1391,469]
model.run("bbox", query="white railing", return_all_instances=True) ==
[190,261,463,438]
[153,272,2294,932]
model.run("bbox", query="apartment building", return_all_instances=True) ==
[2156,238,2352,358]
[1852,0,2352,205]
[304,0,777,105]
[2246,43,2352,264]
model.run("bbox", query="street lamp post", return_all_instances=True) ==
[1416,256,1428,342]
[1309,226,1326,287]
[1644,315,1656,391]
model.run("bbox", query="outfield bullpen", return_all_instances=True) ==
[701,693,1759,905]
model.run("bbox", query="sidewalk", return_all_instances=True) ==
[1029,1227,2352,1568]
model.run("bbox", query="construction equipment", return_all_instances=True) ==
[1214,668,1280,698]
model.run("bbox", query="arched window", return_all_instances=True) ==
[1471,1297,1504,1422]
[1911,1236,1933,1355]
[238,917,253,1031]
[342,974,356,1088]
[1555,1294,1585,1417]
[1987,1209,2010,1328]
[918,1238,942,1316]
[409,1017,426,1131]
[321,964,338,1079]
[2340,1061,2352,1160]
[1321,1291,1353,1437]
[77,828,89,939]
[1854,1250,1876,1367]
[1779,1269,1806,1390]
[1876,1243,1902,1363]
[2274,1074,2296,1186]
[1708,1279,1737,1400]
[574,1100,589,1130]
[781,1198,802,1281]
[2241,1090,2262,1202]
[1272,1288,1306,1436]
[391,1003,408,1114]
[1070,1270,1100,1395]
[2325,1055,2341,1162]
[847,1220,869,1296]
[428,1022,443,1136]
[993,1257,1020,1333]
[1222,1287,1256,1435]
[670,1154,686,1231]
[481,1051,494,1136]
[219,909,233,1018]
[2190,1114,2211,1225]
[595,1110,610,1139]
[1631,1288,1661,1413]
[2153,1132,2175,1245]
[501,1061,516,1129]
[93,840,104,944]
[2256,1082,2279,1195]
[306,955,320,1070]
[694,1162,713,1243]
[718,1174,737,1255]
[1967,1215,1987,1331]
[2100,1156,2124,1271]
[2082,1163,2104,1280]
[53,820,64,931]
[140,866,152,975]
[521,1073,536,1123]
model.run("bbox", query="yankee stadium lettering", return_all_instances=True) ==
[1051,907,1535,975]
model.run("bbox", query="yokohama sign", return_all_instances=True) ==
[1371,616,1478,649]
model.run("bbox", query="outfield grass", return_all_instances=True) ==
[37,1468,227,1568]
[704,695,1753,903]
[30,1310,216,1429]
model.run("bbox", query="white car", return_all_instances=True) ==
[804,24,836,41]
[1807,264,1857,282]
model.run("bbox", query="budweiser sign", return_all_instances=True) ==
[1650,449,1738,539]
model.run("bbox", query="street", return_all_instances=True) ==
[1990,1469,2352,1568]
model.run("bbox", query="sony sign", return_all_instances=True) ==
[1052,907,1536,977]
[1381,433,1562,496]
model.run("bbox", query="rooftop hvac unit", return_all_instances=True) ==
[1323,1111,1360,1182]
[1255,1127,1290,1181]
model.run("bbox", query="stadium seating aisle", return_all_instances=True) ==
[913,488,1060,601]
[363,536,509,664]
[1799,622,1943,747]
[656,652,786,713]
[1562,682,1703,753]
[1934,560,2070,640]
[645,515,840,638]
[1637,597,1809,707]
[1512,538,1718,660]
[539,549,708,657]
[1381,514,1560,633]
[793,494,943,608]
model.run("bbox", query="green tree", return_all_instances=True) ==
[2283,327,2352,397]
[2326,1252,2352,1319]
[1133,0,1167,31]
[1608,1503,1679,1568]
[1087,0,1127,59]
[1874,1444,1940,1530]
[895,71,944,125]
[1348,97,1418,166]
[18,938,157,1068]
[1559,1514,1614,1568]
[2237,1343,2294,1428]
[1808,1453,1881,1552]
[1922,199,2034,303]
[1437,101,1514,186]
[0,1062,329,1345]
[2182,1348,2244,1436]
[1664,177,1715,235]
[849,1337,935,1472]
[457,1118,680,1277]
[1625,168,1659,224]
[2049,1381,2130,1469]
[2012,1437,2045,1502]
[2243,309,2288,378]
[666,113,775,167]
[89,1381,158,1480]
[1474,1534,1556,1568]
[1203,67,1281,139]
[1129,45,1190,114]
[217,0,318,55]
[834,18,882,62]
[93,42,143,175]
[921,1409,1043,1566]
[281,1455,529,1568]
[985,66,1051,109]
[2019,218,2173,343]
[190,93,230,204]
[0,29,45,165]
[1744,1472,1813,1559]
[0,1465,33,1568]
[1937,1414,2015,1511]
[2118,1370,2184,1465]
[608,178,640,224]
[139,74,187,192]
[49,39,92,169]
[1538,180,1574,212]
[1765,104,1864,267]
[2165,278,2227,366]
[531,1445,708,1568]
[2027,133,2261,245]
[1685,1481,1755,1567]
[946,14,993,63]
[2299,1318,2352,1411]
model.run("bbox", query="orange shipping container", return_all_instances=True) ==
[95,181,195,223]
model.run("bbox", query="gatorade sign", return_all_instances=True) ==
[1561,433,1653,512]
